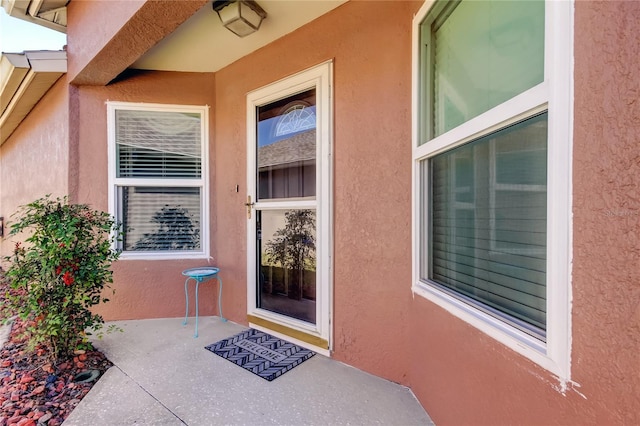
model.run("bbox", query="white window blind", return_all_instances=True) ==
[110,105,207,256]
[115,110,202,178]
[428,113,547,338]
[414,0,572,376]
[119,187,201,251]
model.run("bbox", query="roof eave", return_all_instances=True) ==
[0,50,67,145]
[1,0,67,34]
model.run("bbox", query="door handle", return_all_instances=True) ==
[244,195,255,219]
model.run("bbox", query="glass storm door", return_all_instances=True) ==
[246,63,332,352]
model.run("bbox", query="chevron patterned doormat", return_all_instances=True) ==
[204,329,316,381]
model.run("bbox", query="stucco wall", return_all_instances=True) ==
[214,0,419,384]
[571,0,639,423]
[73,71,217,320]
[67,0,144,82]
[408,1,640,424]
[0,77,69,260]
[69,1,638,423]
[67,0,207,85]
[73,0,418,385]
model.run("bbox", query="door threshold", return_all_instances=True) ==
[247,314,330,356]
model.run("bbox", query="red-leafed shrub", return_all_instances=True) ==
[2,196,122,362]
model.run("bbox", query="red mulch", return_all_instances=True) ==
[0,269,113,426]
[0,318,112,426]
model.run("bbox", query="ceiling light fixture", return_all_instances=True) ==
[212,0,267,38]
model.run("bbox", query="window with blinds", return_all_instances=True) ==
[429,113,547,339]
[417,0,549,342]
[119,187,201,252]
[415,0,572,373]
[116,110,202,179]
[110,105,207,256]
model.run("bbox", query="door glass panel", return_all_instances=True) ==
[257,209,316,324]
[257,89,316,200]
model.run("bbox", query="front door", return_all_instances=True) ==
[246,62,332,353]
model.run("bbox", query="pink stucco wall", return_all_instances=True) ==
[73,71,217,320]
[0,77,69,260]
[67,0,207,85]
[571,0,639,422]
[68,0,638,423]
[66,0,144,83]
[74,2,418,386]
[213,0,418,384]
[408,1,640,424]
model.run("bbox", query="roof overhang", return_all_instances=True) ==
[1,0,67,33]
[67,1,346,85]
[0,50,66,145]
[132,0,347,73]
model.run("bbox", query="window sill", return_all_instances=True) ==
[118,252,212,261]
[412,280,566,379]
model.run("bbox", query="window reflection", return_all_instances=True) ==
[257,90,316,200]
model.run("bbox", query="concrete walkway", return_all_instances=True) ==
[63,317,434,426]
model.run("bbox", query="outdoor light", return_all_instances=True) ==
[212,0,267,38]
[0,217,3,238]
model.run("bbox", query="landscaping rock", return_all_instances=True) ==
[0,318,111,425]
[36,412,52,424]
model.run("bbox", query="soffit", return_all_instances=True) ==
[0,50,66,145]
[1,0,67,33]
[132,0,347,73]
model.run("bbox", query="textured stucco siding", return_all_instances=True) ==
[67,0,207,85]
[571,1,639,424]
[65,0,639,423]
[408,1,640,424]
[213,0,418,385]
[0,77,69,259]
[74,0,418,386]
[73,71,217,321]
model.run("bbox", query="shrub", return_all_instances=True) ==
[2,196,121,362]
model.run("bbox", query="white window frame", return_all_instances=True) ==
[411,0,573,380]
[107,101,210,260]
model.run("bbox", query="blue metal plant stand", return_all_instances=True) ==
[182,267,226,338]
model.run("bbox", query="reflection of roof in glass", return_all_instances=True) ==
[258,130,315,168]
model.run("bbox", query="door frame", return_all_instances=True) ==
[246,61,333,355]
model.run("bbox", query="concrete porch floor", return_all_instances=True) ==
[63,317,434,425]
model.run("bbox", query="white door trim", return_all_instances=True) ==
[246,61,333,353]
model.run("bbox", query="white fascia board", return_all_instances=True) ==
[0,50,66,145]
[0,53,30,114]
[1,0,67,33]
[1,0,24,15]
[1,53,30,68]
[25,50,67,72]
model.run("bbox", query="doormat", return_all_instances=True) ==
[204,329,315,381]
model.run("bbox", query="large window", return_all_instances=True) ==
[108,103,209,259]
[413,0,572,378]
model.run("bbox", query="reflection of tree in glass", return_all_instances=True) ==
[265,210,315,300]
[133,206,199,251]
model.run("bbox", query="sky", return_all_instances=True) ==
[0,7,66,54]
